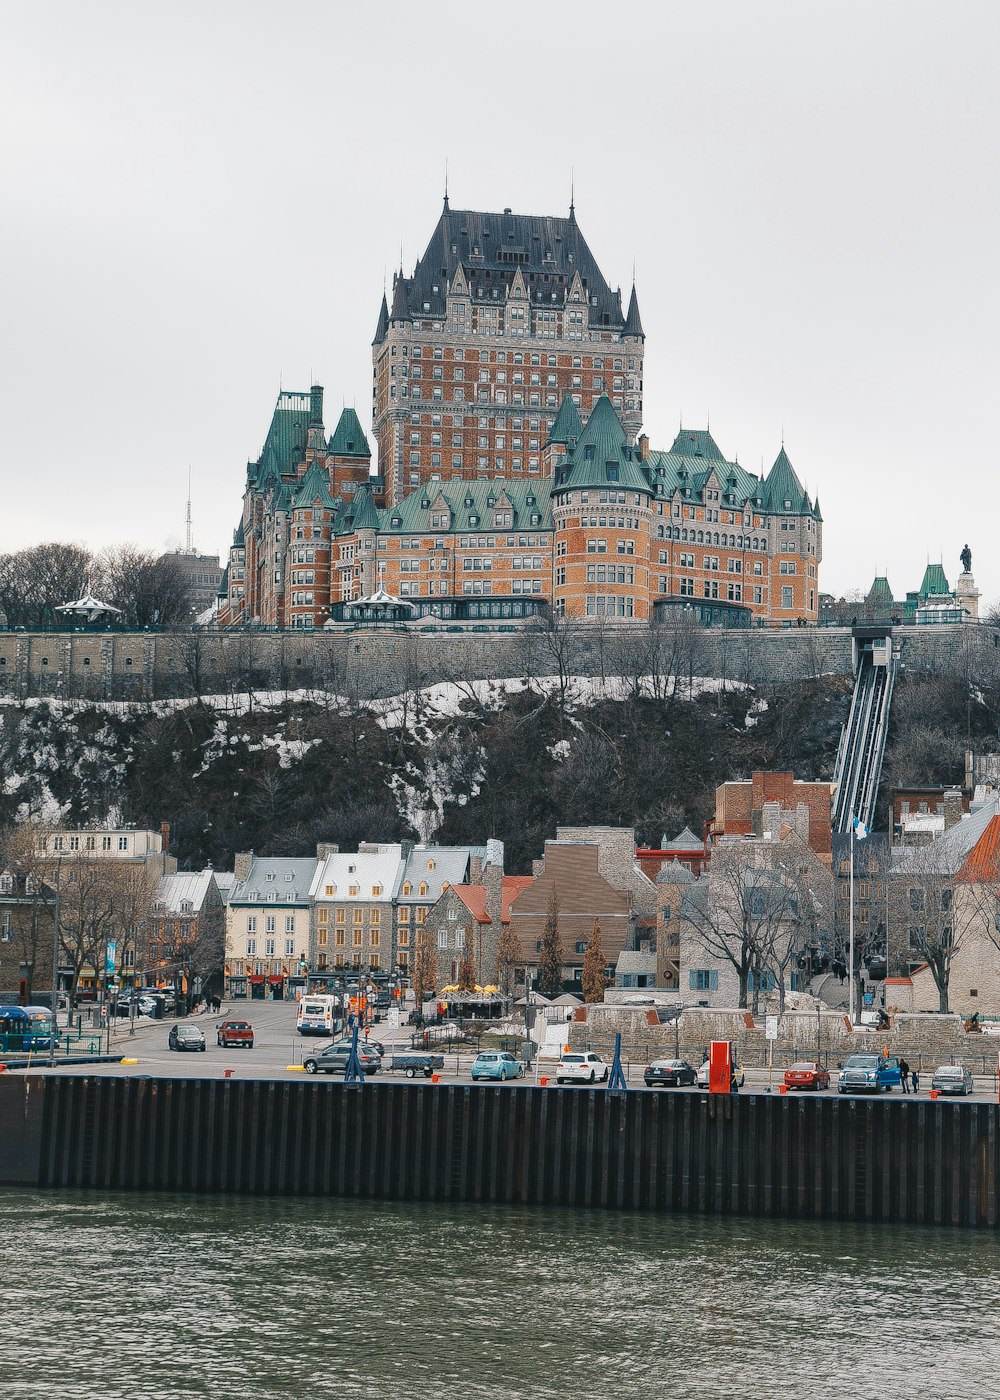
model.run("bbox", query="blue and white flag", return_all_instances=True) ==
[852,815,868,840]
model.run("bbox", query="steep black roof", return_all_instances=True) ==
[396,202,626,326]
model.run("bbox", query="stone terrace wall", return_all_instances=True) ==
[567,1006,999,1077]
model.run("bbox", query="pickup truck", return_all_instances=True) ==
[388,1050,445,1078]
[837,1053,902,1094]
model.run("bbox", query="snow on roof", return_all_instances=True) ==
[153,870,216,915]
[309,846,406,901]
[232,856,318,904]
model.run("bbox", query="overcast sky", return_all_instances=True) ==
[3,0,998,607]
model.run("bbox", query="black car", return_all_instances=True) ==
[168,1024,206,1052]
[644,1058,697,1088]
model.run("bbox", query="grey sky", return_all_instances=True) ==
[3,0,998,608]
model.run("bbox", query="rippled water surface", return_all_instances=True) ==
[3,1189,999,1399]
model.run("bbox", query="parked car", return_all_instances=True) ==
[217,1019,254,1049]
[330,1037,382,1063]
[696,1059,745,1089]
[783,1061,831,1091]
[168,1024,206,1052]
[555,1051,609,1085]
[359,1037,386,1058]
[302,1043,381,1075]
[471,1051,524,1082]
[931,1064,974,1095]
[837,1053,898,1094]
[644,1058,697,1088]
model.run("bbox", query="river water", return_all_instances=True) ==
[4,1189,998,1399]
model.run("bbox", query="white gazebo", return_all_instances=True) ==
[55,587,122,626]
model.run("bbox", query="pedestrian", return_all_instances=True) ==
[899,1057,910,1094]
[911,1068,920,1093]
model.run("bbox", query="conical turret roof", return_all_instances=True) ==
[624,284,644,337]
[763,446,808,512]
[329,407,371,458]
[372,293,389,344]
[554,396,652,496]
[546,395,584,446]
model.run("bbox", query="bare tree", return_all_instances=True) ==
[686,842,810,1013]
[890,845,981,1013]
[0,543,93,628]
[100,546,191,628]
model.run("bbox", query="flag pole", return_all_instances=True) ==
[848,819,855,1024]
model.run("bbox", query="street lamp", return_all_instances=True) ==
[48,857,62,1067]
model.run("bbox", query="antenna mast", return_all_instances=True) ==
[185,467,193,554]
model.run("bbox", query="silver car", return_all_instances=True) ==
[930,1064,974,1096]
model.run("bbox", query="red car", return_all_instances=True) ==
[784,1061,830,1091]
[217,1019,254,1049]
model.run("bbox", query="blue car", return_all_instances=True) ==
[837,1053,901,1093]
[471,1051,524,1082]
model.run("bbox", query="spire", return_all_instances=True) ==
[623,283,644,337]
[372,292,389,345]
[389,270,410,323]
[569,168,575,222]
[443,158,449,211]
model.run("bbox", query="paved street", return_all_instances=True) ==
[4,999,997,1102]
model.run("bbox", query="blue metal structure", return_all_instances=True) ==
[607,1031,629,1092]
[342,1016,366,1084]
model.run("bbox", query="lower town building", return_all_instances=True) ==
[225,855,314,1000]
[508,827,655,995]
[146,870,225,1002]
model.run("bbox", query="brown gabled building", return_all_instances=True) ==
[508,827,656,993]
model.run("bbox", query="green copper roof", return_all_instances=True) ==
[866,575,894,603]
[555,396,652,497]
[547,395,584,446]
[668,428,726,461]
[292,463,335,511]
[763,446,808,513]
[253,391,314,489]
[340,484,380,533]
[919,563,950,598]
[375,478,554,535]
[329,407,371,458]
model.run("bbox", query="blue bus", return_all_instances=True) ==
[0,1005,54,1053]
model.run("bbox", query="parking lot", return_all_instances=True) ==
[6,1000,998,1101]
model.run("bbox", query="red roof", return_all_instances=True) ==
[502,876,533,922]
[453,886,489,924]
[451,875,534,925]
[958,814,1000,883]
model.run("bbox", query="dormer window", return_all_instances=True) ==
[428,859,436,870]
[403,882,412,896]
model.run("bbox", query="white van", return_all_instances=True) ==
[296,995,342,1037]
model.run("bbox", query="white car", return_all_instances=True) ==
[555,1051,609,1084]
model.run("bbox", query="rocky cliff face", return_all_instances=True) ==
[0,668,990,874]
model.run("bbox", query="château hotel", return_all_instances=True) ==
[217,198,821,630]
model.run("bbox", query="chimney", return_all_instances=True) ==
[160,821,170,853]
[316,843,339,859]
[638,433,650,461]
[233,851,254,884]
[483,839,505,928]
[943,790,964,831]
[309,384,324,425]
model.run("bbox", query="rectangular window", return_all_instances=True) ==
[689,969,718,991]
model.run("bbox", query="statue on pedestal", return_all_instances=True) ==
[961,543,972,574]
